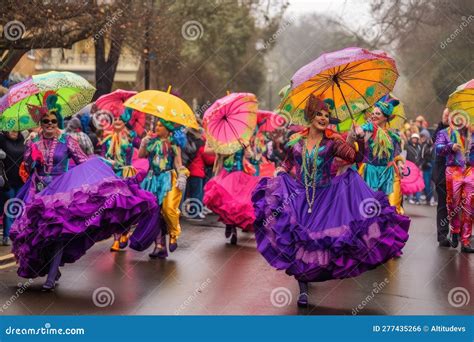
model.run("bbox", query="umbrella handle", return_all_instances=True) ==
[334,76,355,121]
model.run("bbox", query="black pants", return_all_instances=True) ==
[435,177,449,242]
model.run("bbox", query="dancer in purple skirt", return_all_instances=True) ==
[252,95,410,307]
[9,92,157,291]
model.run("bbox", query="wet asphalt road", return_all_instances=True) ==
[0,204,472,315]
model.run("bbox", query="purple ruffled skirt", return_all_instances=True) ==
[10,158,157,278]
[251,169,410,282]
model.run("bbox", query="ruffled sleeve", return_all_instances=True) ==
[66,134,89,165]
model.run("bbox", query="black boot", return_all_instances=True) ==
[461,243,474,253]
[225,225,232,238]
[449,233,459,248]
[230,226,237,245]
[297,281,309,308]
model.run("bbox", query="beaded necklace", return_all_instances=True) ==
[41,135,58,175]
[301,137,321,213]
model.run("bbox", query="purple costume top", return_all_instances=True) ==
[435,128,473,167]
[24,132,88,196]
[280,131,365,186]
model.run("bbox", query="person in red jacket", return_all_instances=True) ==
[184,133,215,219]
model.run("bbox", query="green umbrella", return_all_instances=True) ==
[0,71,95,131]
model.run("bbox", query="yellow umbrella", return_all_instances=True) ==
[124,86,199,129]
[447,79,474,127]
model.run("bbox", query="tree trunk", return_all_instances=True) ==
[93,32,123,100]
[0,49,28,83]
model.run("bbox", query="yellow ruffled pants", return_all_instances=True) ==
[161,170,183,239]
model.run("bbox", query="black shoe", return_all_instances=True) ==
[230,233,237,245]
[297,293,308,308]
[461,244,474,253]
[438,239,451,248]
[56,270,61,282]
[449,233,459,248]
[225,225,232,238]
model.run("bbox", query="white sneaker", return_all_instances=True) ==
[408,199,416,204]
[430,198,437,206]
[203,206,213,214]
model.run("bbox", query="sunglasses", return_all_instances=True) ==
[41,119,58,125]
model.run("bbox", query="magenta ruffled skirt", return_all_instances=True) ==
[252,169,410,282]
[10,158,157,278]
[204,170,261,231]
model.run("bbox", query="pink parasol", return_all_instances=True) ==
[203,93,258,155]
[95,89,146,136]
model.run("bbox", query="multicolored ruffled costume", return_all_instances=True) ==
[130,133,189,257]
[204,149,262,235]
[252,129,410,282]
[359,121,404,213]
[435,128,473,249]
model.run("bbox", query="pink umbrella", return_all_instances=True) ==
[95,89,146,136]
[203,93,258,155]
[257,110,285,132]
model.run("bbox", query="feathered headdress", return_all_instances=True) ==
[27,91,64,128]
[374,94,400,119]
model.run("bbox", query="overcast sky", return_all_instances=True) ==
[286,0,373,29]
